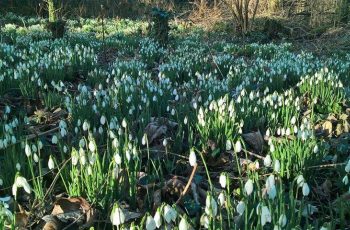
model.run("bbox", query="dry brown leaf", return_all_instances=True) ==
[51,197,95,228]
[336,123,343,136]
[144,117,178,144]
[15,207,29,230]
[42,215,61,230]
[322,121,333,136]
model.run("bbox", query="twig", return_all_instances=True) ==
[175,164,198,205]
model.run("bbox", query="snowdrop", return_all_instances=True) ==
[218,192,225,206]
[345,160,350,173]
[274,160,280,173]
[236,201,245,215]
[48,155,55,170]
[279,214,287,227]
[179,216,189,230]
[110,203,125,227]
[219,173,227,189]
[260,206,271,226]
[244,179,254,196]
[205,194,218,216]
[12,175,31,199]
[163,204,177,223]
[302,182,310,196]
[234,140,242,153]
[146,215,156,230]
[189,149,197,166]
[264,155,272,167]
[51,135,58,144]
[154,209,162,228]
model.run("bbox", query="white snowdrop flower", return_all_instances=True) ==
[200,215,210,228]
[301,131,307,141]
[234,140,242,153]
[63,145,68,153]
[205,194,218,216]
[154,209,162,228]
[125,150,131,162]
[142,134,147,146]
[72,151,79,166]
[264,155,272,167]
[179,216,189,230]
[189,149,197,166]
[218,192,225,206]
[79,149,87,165]
[294,125,298,134]
[33,153,39,163]
[171,108,175,116]
[279,214,287,227]
[25,144,32,157]
[244,179,254,196]
[345,160,350,173]
[281,128,286,136]
[313,145,319,153]
[270,144,275,153]
[122,118,127,128]
[219,173,227,188]
[267,184,277,199]
[162,138,168,147]
[163,205,174,224]
[302,182,310,196]
[266,129,270,137]
[274,160,280,173]
[146,215,157,230]
[88,140,96,152]
[31,145,37,153]
[11,136,16,144]
[286,128,291,136]
[51,135,58,144]
[236,201,245,215]
[110,203,125,227]
[291,116,296,125]
[184,116,188,125]
[296,175,305,188]
[83,121,89,131]
[114,153,122,165]
[342,175,349,185]
[277,128,281,136]
[226,140,232,151]
[48,155,55,170]
[16,163,21,171]
[0,178,3,186]
[260,206,271,226]
[100,115,106,125]
[12,176,31,199]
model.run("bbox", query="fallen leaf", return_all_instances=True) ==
[42,215,61,230]
[51,197,95,228]
[15,206,29,230]
[322,121,333,136]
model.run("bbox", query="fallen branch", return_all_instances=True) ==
[175,164,198,205]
